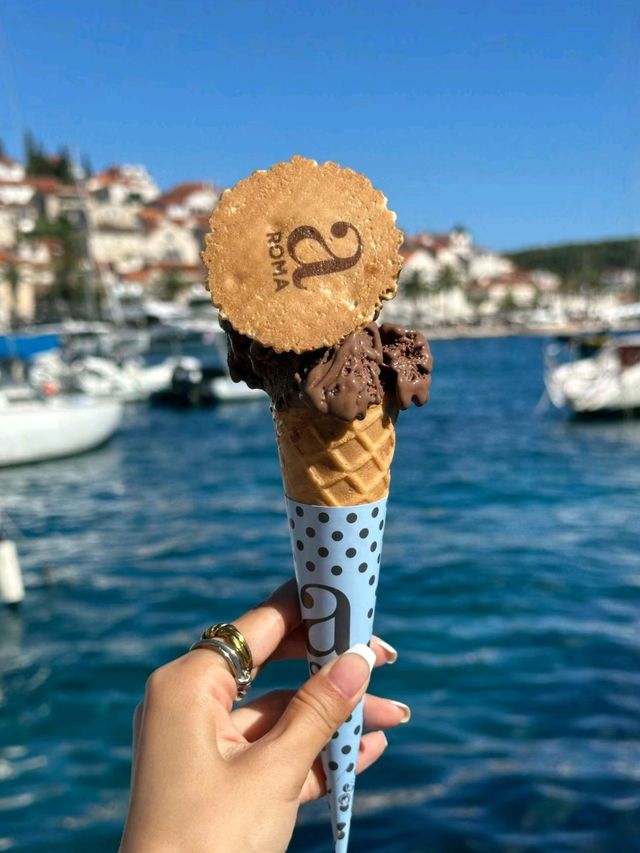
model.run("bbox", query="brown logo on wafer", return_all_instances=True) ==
[203,156,403,353]
[267,222,363,292]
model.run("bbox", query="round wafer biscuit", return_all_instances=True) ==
[202,156,403,353]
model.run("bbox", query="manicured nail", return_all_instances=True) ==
[372,636,398,664]
[390,700,411,723]
[328,644,376,698]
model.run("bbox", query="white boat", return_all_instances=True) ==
[545,334,640,415]
[30,352,177,402]
[0,391,123,467]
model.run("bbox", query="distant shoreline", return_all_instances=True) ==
[418,320,640,341]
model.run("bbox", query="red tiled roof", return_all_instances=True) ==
[90,165,152,189]
[121,268,152,283]
[26,177,62,194]
[121,261,204,283]
[154,182,219,207]
[137,207,165,231]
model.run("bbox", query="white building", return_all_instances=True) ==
[87,164,160,206]
[154,182,220,221]
[0,155,25,183]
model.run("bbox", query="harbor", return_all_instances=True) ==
[1,335,639,851]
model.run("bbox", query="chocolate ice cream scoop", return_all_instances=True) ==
[379,323,433,410]
[303,325,384,420]
[223,320,432,421]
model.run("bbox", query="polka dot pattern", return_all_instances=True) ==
[285,496,387,845]
[286,500,385,645]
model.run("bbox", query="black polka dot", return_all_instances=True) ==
[358,562,368,573]
[332,530,343,541]
[340,804,349,812]
[337,822,346,831]
[305,560,316,571]
[306,527,316,537]
[289,518,295,529]
[341,745,351,754]
[329,761,338,771]
[379,519,385,530]
[318,547,329,558]
[372,507,379,518]
[377,553,381,564]
[296,540,304,551]
[346,512,357,523]
[370,541,377,552]
[346,762,354,772]
[332,730,339,739]
[346,714,352,722]
[346,547,356,558]
[367,608,373,618]
[369,575,376,586]
[319,511,329,523]
[359,528,369,539]
[331,565,342,576]
[327,786,332,794]
[337,831,345,840]
[354,725,361,735]
[296,506,304,517]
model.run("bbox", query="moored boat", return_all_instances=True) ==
[545,334,640,416]
[0,392,123,467]
[150,357,265,407]
[30,352,177,402]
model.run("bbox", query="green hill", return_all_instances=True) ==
[506,237,640,282]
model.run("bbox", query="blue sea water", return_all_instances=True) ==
[0,335,639,852]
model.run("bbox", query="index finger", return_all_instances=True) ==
[233,578,301,670]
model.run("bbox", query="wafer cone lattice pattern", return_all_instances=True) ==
[274,404,395,506]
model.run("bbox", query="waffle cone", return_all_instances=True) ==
[273,403,395,506]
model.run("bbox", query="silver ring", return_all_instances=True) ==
[189,637,253,699]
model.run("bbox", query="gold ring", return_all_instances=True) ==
[189,623,254,699]
[202,623,253,672]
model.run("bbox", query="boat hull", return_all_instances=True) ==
[545,336,640,416]
[0,396,123,467]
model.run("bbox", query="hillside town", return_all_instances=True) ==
[0,148,638,333]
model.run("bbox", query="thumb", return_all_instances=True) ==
[264,644,376,781]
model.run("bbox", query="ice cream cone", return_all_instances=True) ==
[273,402,396,507]
[284,496,387,852]
[277,401,395,850]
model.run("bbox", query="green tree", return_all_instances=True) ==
[401,269,427,320]
[23,131,74,184]
[434,265,460,322]
[3,261,21,326]
[499,291,517,316]
[466,286,487,321]
[156,270,187,301]
[27,216,84,316]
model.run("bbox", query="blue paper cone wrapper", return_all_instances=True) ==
[285,496,388,852]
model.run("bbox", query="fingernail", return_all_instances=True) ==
[328,644,376,698]
[372,636,398,664]
[390,700,411,723]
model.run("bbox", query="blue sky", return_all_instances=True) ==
[0,0,637,250]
